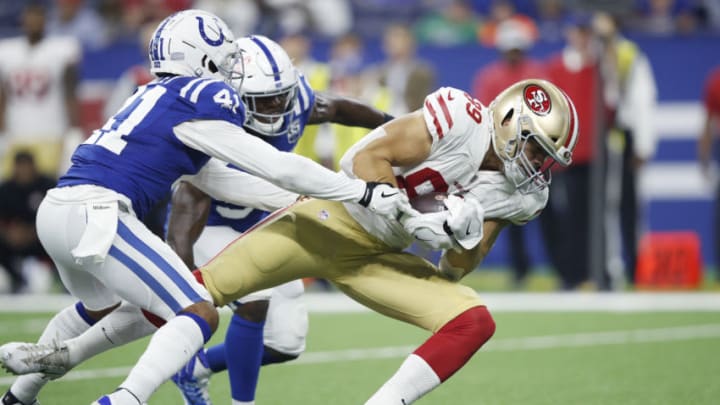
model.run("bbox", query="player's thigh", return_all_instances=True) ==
[35,198,120,310]
[194,225,242,266]
[263,280,308,356]
[99,214,212,320]
[335,252,483,333]
[200,212,320,306]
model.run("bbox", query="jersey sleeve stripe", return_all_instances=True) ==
[189,80,214,103]
[179,78,204,98]
[436,94,454,131]
[424,99,444,139]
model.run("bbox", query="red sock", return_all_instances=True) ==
[413,306,495,382]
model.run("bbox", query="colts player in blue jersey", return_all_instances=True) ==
[0,10,411,405]
[165,35,395,405]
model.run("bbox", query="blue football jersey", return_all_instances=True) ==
[59,76,246,219]
[204,72,316,232]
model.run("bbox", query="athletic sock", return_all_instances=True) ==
[9,302,96,404]
[205,343,228,372]
[226,314,265,402]
[366,306,495,404]
[118,313,211,402]
[65,302,158,367]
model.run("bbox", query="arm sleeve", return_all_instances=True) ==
[174,120,366,202]
[182,159,299,211]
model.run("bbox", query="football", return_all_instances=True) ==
[409,192,448,213]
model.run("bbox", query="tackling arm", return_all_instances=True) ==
[307,92,392,128]
[166,181,211,268]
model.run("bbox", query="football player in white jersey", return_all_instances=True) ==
[188,78,578,403]
[166,36,396,405]
[0,10,410,405]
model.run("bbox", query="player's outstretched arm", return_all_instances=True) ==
[174,120,412,218]
[308,92,393,129]
[166,181,211,268]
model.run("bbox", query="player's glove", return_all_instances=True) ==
[358,182,415,219]
[402,195,485,251]
[443,195,484,250]
[402,210,456,250]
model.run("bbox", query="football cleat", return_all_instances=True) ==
[1,390,40,405]
[171,350,212,405]
[0,341,69,378]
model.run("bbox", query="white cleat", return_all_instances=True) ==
[0,341,69,378]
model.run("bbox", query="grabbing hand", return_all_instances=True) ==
[359,182,416,219]
[443,195,484,250]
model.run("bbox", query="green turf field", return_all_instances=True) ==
[2,306,720,404]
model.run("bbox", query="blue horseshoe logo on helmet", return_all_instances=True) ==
[196,16,224,46]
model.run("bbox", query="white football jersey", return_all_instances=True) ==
[465,171,548,225]
[0,35,80,139]
[343,87,492,248]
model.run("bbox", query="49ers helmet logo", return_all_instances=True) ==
[523,84,551,116]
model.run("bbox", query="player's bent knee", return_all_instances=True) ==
[439,305,496,349]
[183,301,220,333]
[83,302,121,322]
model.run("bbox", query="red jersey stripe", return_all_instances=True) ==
[436,94,453,131]
[425,99,444,139]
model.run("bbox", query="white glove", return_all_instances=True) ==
[402,211,456,250]
[358,182,416,219]
[443,195,484,250]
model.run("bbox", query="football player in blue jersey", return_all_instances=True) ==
[0,10,411,405]
[165,35,396,405]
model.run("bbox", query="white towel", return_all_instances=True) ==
[71,201,118,264]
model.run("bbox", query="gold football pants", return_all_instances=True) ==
[199,199,483,333]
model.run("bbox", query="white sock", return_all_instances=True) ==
[365,354,441,405]
[65,302,158,367]
[118,314,206,402]
[10,303,95,403]
[232,400,255,405]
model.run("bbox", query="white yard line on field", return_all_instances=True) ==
[2,292,720,313]
[2,323,719,385]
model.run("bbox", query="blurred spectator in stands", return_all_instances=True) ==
[0,1,81,180]
[471,18,547,287]
[46,0,107,49]
[594,12,658,288]
[368,23,435,116]
[545,13,607,290]
[280,32,332,167]
[254,0,352,38]
[0,150,56,293]
[698,64,720,281]
[534,0,567,43]
[630,0,699,36]
[478,0,538,47]
[414,0,480,46]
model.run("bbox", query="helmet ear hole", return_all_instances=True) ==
[501,109,514,126]
[208,60,218,74]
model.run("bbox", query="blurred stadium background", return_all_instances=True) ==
[1,0,720,403]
